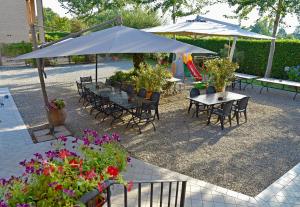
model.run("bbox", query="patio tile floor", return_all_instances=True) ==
[0,87,299,206]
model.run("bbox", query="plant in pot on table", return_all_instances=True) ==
[47,99,66,126]
[205,58,239,92]
[0,129,131,207]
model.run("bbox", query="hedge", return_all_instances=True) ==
[2,42,32,57]
[177,37,300,79]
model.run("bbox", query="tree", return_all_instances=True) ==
[227,0,300,77]
[249,17,273,36]
[293,26,300,39]
[43,8,71,32]
[153,0,211,23]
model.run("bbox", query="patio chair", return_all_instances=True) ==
[82,87,92,107]
[105,78,112,86]
[94,94,110,118]
[89,91,103,115]
[188,88,200,114]
[80,76,92,84]
[232,97,250,125]
[206,86,216,94]
[143,92,160,120]
[126,100,156,134]
[137,88,147,98]
[76,81,84,102]
[124,84,135,96]
[207,100,234,130]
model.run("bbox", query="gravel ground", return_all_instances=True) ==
[1,61,300,197]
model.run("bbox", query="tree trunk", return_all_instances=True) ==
[0,43,3,66]
[265,0,282,78]
[132,53,145,71]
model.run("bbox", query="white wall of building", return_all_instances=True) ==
[0,0,29,43]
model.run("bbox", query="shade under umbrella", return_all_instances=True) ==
[16,25,215,60]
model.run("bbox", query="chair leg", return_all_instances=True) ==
[188,102,193,114]
[207,111,212,125]
[220,116,224,130]
[236,111,240,125]
[155,108,159,120]
[195,104,199,118]
[228,115,232,127]
[244,110,247,122]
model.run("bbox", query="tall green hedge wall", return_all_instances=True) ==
[177,37,300,79]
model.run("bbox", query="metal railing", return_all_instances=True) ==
[80,180,187,207]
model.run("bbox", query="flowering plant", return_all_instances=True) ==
[0,129,130,207]
[48,99,65,110]
[285,65,300,82]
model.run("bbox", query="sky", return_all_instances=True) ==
[43,0,299,34]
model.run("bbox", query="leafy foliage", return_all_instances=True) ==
[2,42,32,57]
[134,64,172,92]
[204,58,239,91]
[177,36,300,79]
[108,70,137,85]
[0,130,129,207]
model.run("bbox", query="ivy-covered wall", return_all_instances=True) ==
[177,37,300,79]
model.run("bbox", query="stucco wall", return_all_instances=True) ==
[0,0,30,43]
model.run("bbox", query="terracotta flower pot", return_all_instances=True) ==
[48,108,66,126]
[146,91,152,99]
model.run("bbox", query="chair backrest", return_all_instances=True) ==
[80,76,92,83]
[105,78,112,86]
[237,97,250,110]
[137,88,147,98]
[190,88,200,98]
[206,86,216,94]
[150,92,161,105]
[222,100,234,116]
[126,84,135,96]
[76,81,83,94]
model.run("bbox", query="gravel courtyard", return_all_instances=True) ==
[1,61,300,197]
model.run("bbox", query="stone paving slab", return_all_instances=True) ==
[0,87,300,206]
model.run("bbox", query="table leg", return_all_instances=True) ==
[239,79,242,90]
[294,87,298,100]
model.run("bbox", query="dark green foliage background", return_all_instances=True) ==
[177,37,300,79]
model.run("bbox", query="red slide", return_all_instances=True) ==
[186,60,202,81]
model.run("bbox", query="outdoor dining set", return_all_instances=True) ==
[76,76,160,134]
[188,86,250,130]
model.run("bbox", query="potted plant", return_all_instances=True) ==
[205,58,239,92]
[134,64,172,98]
[47,98,66,126]
[0,129,130,207]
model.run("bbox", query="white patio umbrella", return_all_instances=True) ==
[16,25,215,60]
[144,16,275,76]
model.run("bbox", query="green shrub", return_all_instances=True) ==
[109,70,137,85]
[45,32,70,42]
[177,37,300,80]
[2,42,32,57]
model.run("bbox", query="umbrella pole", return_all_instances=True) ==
[95,54,98,84]
[30,24,54,134]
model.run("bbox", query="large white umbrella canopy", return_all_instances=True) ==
[16,25,215,59]
[144,16,274,40]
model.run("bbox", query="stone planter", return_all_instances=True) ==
[146,91,152,99]
[48,108,66,126]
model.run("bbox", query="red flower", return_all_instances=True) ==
[127,181,133,192]
[107,166,119,178]
[55,184,63,191]
[59,149,71,159]
[69,159,79,168]
[85,169,97,180]
[57,165,64,173]
[97,182,103,193]
[43,165,55,176]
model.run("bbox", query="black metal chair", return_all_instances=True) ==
[206,86,216,94]
[94,94,110,119]
[144,92,160,120]
[127,100,156,134]
[207,100,234,130]
[80,76,92,84]
[76,81,84,102]
[233,97,250,125]
[188,88,200,114]
[125,84,135,96]
[137,88,147,98]
[82,87,92,107]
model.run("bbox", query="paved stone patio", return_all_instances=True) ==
[1,87,300,206]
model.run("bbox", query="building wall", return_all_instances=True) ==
[0,0,30,43]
